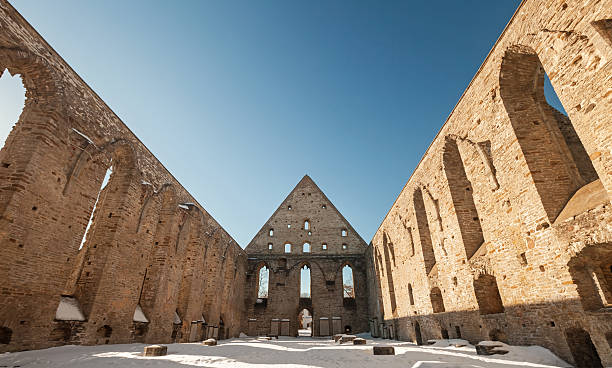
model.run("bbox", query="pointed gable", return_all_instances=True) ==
[245,175,367,255]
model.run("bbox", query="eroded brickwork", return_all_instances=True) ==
[244,176,369,337]
[368,1,612,367]
[0,1,246,352]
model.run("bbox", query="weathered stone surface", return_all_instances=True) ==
[475,343,508,356]
[202,338,217,346]
[0,1,246,353]
[353,337,366,345]
[373,346,395,355]
[143,345,167,356]
[366,2,612,367]
[340,335,356,344]
[243,176,369,337]
[333,334,344,343]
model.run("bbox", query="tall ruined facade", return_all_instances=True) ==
[0,1,246,352]
[243,176,369,337]
[368,1,612,367]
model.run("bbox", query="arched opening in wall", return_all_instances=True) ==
[269,229,274,237]
[443,139,485,259]
[500,46,603,222]
[489,328,508,343]
[297,308,312,337]
[568,243,612,311]
[285,243,291,253]
[342,264,355,298]
[79,166,113,250]
[564,328,603,368]
[303,242,310,253]
[0,326,12,345]
[304,220,310,230]
[0,69,26,150]
[473,274,504,315]
[413,188,436,274]
[430,287,445,313]
[300,265,311,299]
[441,328,449,339]
[413,321,423,345]
[408,284,414,305]
[382,233,397,312]
[257,265,269,300]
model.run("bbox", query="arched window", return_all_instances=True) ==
[0,69,26,149]
[341,229,347,237]
[303,242,310,253]
[473,274,504,314]
[284,243,291,253]
[342,265,355,298]
[269,229,274,237]
[268,243,273,250]
[408,284,414,305]
[257,265,269,299]
[79,166,113,250]
[300,265,311,298]
[342,244,348,250]
[443,139,484,259]
[499,46,601,221]
[382,233,397,312]
[414,188,436,274]
[304,220,310,230]
[430,287,445,313]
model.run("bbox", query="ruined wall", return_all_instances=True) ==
[369,1,612,367]
[0,0,246,352]
[244,176,369,337]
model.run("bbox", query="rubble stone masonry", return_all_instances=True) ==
[368,1,612,367]
[0,0,246,352]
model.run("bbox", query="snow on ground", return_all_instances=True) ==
[0,335,570,368]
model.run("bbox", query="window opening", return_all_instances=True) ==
[79,166,113,250]
[342,265,355,298]
[0,69,26,149]
[257,265,269,299]
[300,265,311,298]
[284,243,291,253]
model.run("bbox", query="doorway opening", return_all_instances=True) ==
[298,308,312,337]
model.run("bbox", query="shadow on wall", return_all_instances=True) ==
[375,298,611,368]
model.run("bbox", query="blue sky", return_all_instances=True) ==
[1,0,562,247]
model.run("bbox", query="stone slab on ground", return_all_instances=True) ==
[333,334,344,342]
[143,345,167,356]
[373,346,395,355]
[202,338,217,346]
[353,337,366,345]
[476,342,509,355]
[340,335,356,344]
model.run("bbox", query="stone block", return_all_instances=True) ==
[340,335,356,344]
[475,343,508,355]
[333,334,344,342]
[202,338,217,346]
[353,337,366,345]
[373,346,395,355]
[143,345,167,356]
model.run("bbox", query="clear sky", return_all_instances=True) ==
[2,0,566,248]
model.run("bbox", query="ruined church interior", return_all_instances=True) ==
[0,0,612,367]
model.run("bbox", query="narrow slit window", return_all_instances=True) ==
[342,265,355,298]
[269,229,274,237]
[300,265,311,298]
[285,243,291,253]
[268,243,273,250]
[257,265,269,298]
[304,220,310,230]
[322,243,327,250]
[79,166,113,250]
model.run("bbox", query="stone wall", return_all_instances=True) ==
[368,1,612,367]
[0,0,246,352]
[244,176,369,337]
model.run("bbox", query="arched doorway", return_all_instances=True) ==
[414,321,423,345]
[297,308,312,337]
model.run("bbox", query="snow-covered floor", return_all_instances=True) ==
[0,335,571,368]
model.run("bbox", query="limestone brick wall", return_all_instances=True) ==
[0,1,246,352]
[368,1,612,367]
[244,176,369,336]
